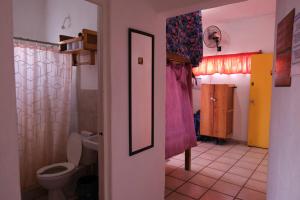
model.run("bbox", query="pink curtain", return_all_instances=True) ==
[166,64,197,159]
[192,52,257,76]
[14,40,72,189]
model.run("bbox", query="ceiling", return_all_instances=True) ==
[202,0,276,23]
[149,0,246,14]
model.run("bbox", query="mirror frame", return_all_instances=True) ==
[128,28,155,156]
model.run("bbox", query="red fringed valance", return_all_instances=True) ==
[193,52,259,76]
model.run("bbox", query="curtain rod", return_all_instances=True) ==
[13,37,59,46]
[203,50,262,59]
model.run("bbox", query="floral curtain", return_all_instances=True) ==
[192,52,256,76]
[166,11,203,67]
[14,40,72,189]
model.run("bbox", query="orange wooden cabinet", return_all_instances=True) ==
[200,84,235,139]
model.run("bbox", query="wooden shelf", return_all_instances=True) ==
[58,36,83,45]
[59,29,97,66]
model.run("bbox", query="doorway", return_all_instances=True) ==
[12,0,109,199]
[164,1,275,199]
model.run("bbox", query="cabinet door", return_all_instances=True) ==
[200,84,214,136]
[213,85,229,138]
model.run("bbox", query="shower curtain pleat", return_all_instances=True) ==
[14,40,72,190]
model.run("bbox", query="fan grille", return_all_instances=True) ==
[204,25,222,49]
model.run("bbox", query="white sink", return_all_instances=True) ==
[82,135,99,151]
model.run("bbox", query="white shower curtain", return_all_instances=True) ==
[14,40,72,189]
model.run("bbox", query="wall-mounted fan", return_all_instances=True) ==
[204,25,222,52]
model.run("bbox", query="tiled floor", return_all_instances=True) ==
[165,141,268,200]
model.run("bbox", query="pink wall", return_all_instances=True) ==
[109,0,165,199]
[0,0,22,199]
[268,0,300,199]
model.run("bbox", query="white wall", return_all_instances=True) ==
[13,0,46,41]
[109,0,165,199]
[13,0,97,43]
[0,0,22,199]
[203,13,276,56]
[45,0,97,43]
[268,0,300,199]
[194,13,276,141]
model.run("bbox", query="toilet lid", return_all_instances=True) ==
[67,133,82,166]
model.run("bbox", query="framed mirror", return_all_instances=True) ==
[128,28,154,156]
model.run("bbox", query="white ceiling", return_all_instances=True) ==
[202,0,276,23]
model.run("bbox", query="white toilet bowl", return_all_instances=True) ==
[36,133,82,200]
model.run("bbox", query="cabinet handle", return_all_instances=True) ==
[210,97,217,102]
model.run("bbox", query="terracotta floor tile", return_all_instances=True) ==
[165,176,185,190]
[251,171,268,182]
[223,152,243,160]
[234,161,258,170]
[165,192,194,200]
[208,161,233,172]
[193,157,213,166]
[200,190,234,200]
[245,152,265,159]
[256,165,268,174]
[176,183,207,199]
[199,152,220,161]
[189,174,217,188]
[200,167,225,179]
[228,166,253,178]
[245,179,267,193]
[165,143,269,200]
[212,180,241,197]
[231,145,250,152]
[199,143,216,148]
[249,148,268,155]
[240,156,263,164]
[221,172,248,186]
[169,168,195,181]
[192,146,209,153]
[237,188,266,200]
[261,159,268,166]
[179,163,206,173]
[191,151,201,159]
[166,159,184,167]
[212,145,233,152]
[217,157,238,165]
[165,188,172,197]
[206,149,225,156]
[227,149,247,155]
[166,164,177,175]
[172,153,185,161]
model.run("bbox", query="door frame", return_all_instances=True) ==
[86,0,112,199]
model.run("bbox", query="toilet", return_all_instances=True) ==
[36,133,82,200]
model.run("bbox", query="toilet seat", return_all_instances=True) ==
[37,162,75,178]
[36,133,82,179]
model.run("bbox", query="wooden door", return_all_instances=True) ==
[248,54,273,148]
[213,85,230,139]
[200,84,214,136]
